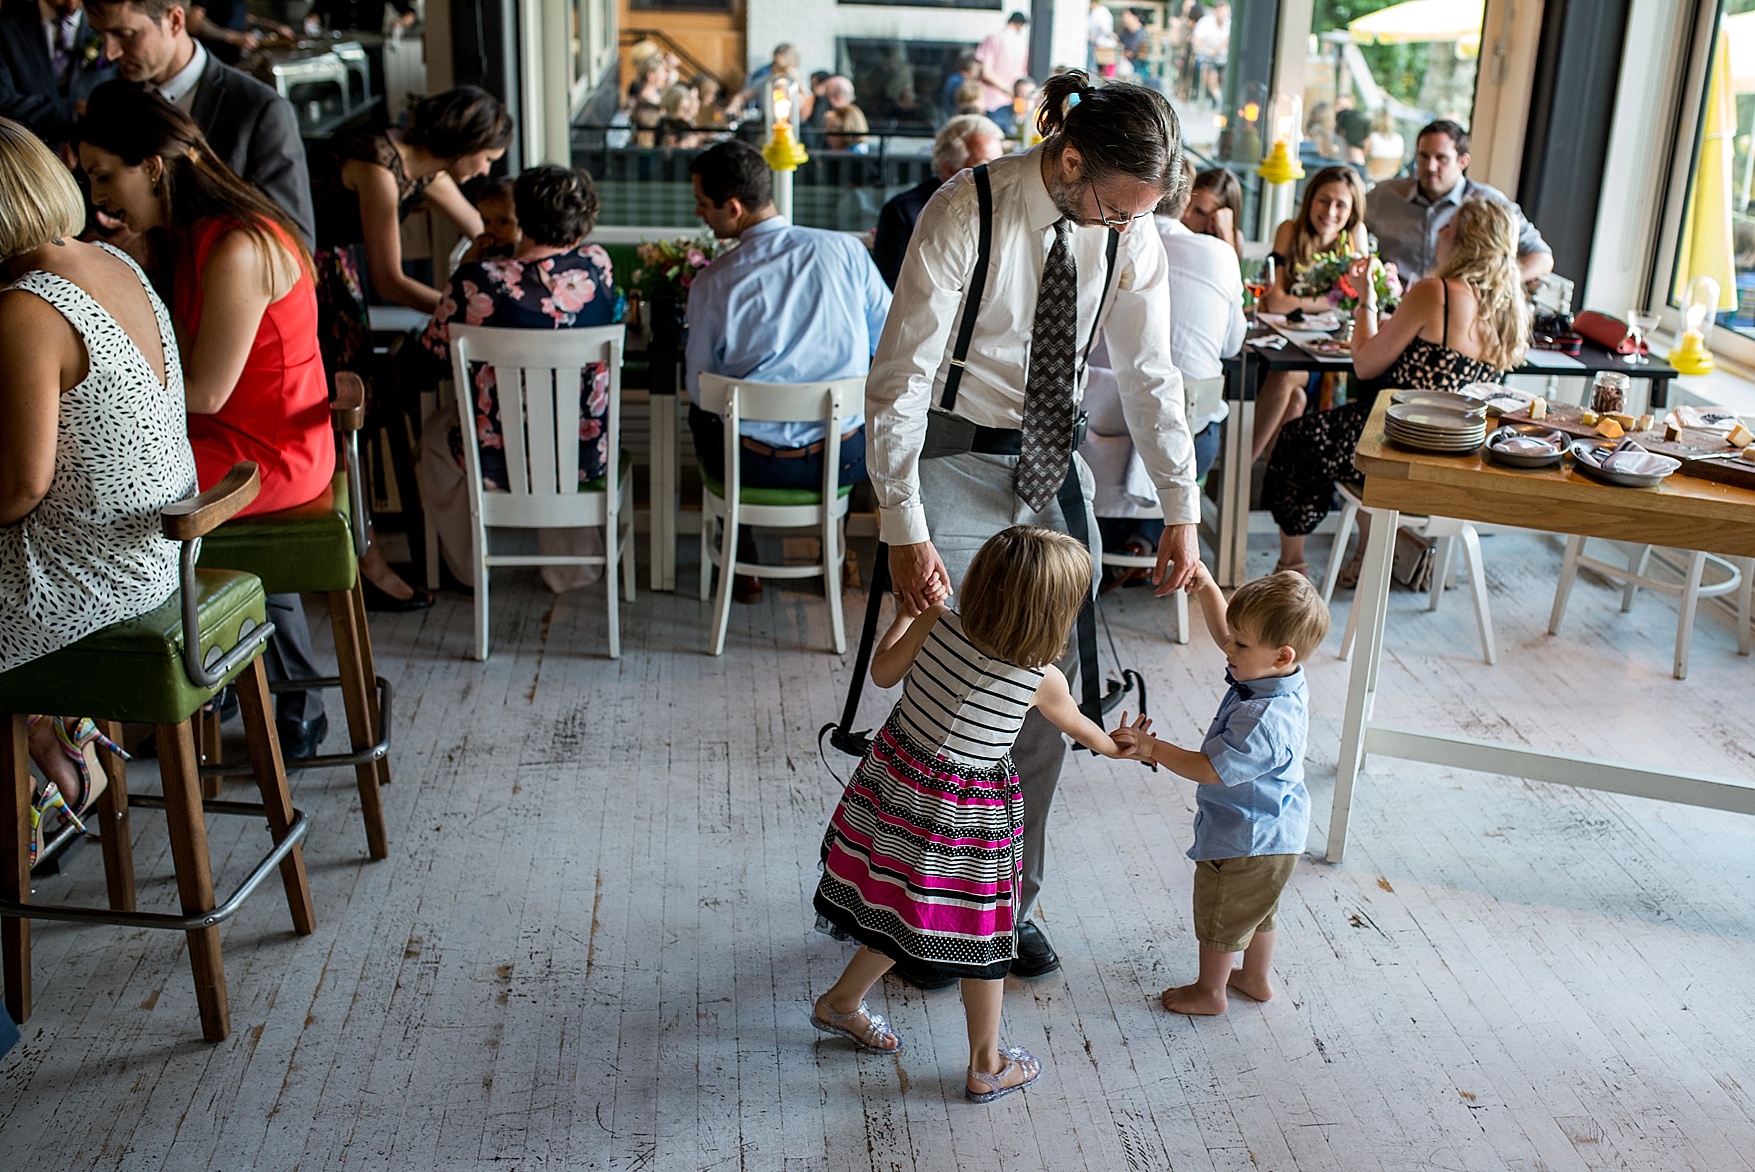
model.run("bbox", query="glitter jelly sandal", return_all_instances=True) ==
[809,1001,904,1053]
[965,1045,1041,1104]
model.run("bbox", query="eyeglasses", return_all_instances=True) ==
[1089,181,1154,229]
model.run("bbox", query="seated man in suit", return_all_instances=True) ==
[0,0,116,150]
[871,113,1003,290]
[684,140,892,603]
[85,0,313,244]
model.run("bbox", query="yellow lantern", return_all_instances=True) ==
[1257,93,1304,184]
[763,76,808,171]
[1668,276,1720,374]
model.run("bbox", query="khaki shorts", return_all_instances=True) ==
[1192,853,1299,952]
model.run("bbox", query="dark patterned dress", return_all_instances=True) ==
[1266,281,1503,536]
[815,613,1043,982]
[308,128,433,373]
[417,247,619,489]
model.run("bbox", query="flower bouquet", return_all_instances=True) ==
[1291,249,1402,313]
[628,234,733,305]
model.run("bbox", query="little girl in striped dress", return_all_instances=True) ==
[811,526,1138,1103]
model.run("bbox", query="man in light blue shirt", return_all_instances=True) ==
[684,139,891,600]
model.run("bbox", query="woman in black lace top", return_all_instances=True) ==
[1266,197,1531,581]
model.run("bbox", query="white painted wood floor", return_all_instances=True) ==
[4,530,1754,1171]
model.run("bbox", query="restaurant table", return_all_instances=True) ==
[1212,335,1681,586]
[1325,395,1755,863]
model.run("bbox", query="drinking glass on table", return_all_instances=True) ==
[1626,308,1661,365]
[1243,257,1274,323]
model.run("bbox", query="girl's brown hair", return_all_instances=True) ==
[959,526,1092,669]
[1286,164,1365,272]
[77,82,311,279]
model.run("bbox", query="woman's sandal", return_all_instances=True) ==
[965,1045,1041,1104]
[1273,560,1312,580]
[1335,558,1364,591]
[809,1000,904,1053]
[50,717,122,823]
[28,784,84,868]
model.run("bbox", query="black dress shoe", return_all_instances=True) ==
[277,714,329,761]
[732,574,765,604]
[1011,921,1061,978]
[887,958,959,991]
[361,576,436,613]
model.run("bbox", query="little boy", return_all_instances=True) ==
[1115,565,1330,1015]
[463,176,519,263]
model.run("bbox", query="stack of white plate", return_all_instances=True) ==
[1384,401,1487,453]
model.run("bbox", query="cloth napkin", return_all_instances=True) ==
[1489,426,1564,454]
[1599,439,1680,476]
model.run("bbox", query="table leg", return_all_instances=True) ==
[1218,356,1256,587]
[1328,505,1398,864]
[649,393,677,592]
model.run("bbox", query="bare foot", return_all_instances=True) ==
[1226,970,1273,1002]
[359,543,415,602]
[1160,982,1228,1015]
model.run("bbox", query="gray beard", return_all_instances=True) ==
[1045,174,1100,228]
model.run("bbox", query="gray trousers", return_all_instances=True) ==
[264,593,325,725]
[918,450,1101,920]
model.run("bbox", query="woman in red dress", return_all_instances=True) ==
[78,84,336,758]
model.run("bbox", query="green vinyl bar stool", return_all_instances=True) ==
[193,372,392,860]
[0,463,316,1043]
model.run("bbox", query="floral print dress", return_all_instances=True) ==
[419,245,619,491]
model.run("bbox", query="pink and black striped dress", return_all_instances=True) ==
[815,612,1044,981]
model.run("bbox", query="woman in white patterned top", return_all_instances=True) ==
[0,118,197,834]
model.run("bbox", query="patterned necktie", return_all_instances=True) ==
[52,18,76,88]
[1016,218,1079,512]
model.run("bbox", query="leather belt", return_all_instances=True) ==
[739,427,862,459]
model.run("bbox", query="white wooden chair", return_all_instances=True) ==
[697,373,862,657]
[449,324,635,661]
[1548,539,1752,679]
[1094,376,1227,644]
[1324,481,1499,664]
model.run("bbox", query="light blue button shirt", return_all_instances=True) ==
[1189,668,1311,861]
[684,216,892,448]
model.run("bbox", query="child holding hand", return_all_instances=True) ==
[1115,565,1330,1015]
[811,526,1137,1103]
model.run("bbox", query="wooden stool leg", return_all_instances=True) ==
[236,659,316,934]
[329,588,388,860]
[2,713,32,1025]
[94,720,135,913]
[155,719,229,1042]
[349,580,391,790]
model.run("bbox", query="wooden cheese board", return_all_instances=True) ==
[1496,401,1755,491]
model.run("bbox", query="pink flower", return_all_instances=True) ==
[579,417,603,441]
[481,259,521,292]
[686,247,707,268]
[462,280,495,323]
[547,269,596,314]
[679,271,694,290]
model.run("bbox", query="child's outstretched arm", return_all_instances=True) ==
[870,601,946,687]
[1031,665,1127,757]
[1111,724,1223,784]
[1185,561,1230,651]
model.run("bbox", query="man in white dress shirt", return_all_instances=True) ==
[867,71,1197,980]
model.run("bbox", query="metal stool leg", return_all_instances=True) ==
[347,580,391,790]
[329,586,389,860]
[2,714,31,1024]
[155,718,230,1042]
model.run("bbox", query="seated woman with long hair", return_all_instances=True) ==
[78,84,337,758]
[1181,166,1243,258]
[1265,197,1530,581]
[416,165,619,592]
[1253,165,1369,463]
[0,117,196,845]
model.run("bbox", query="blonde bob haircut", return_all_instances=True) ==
[1225,571,1331,664]
[0,118,85,261]
[959,526,1093,669]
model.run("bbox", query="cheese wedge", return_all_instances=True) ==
[1665,422,1684,442]
[1607,412,1636,429]
[1728,422,1755,447]
[1580,410,1599,425]
[1529,397,1547,420]
[1595,418,1625,439]
[1744,444,1755,461]
[1637,414,1655,432]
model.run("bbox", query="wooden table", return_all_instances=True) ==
[1327,396,1755,862]
[1213,338,1680,586]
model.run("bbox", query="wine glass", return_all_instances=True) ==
[1626,308,1661,365]
[1243,258,1274,323]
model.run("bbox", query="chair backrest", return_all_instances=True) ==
[697,372,864,504]
[449,323,625,514]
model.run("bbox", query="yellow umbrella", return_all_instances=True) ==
[1348,0,1484,47]
[1674,30,1738,311]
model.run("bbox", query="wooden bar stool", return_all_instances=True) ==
[0,464,316,1043]
[193,373,391,859]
